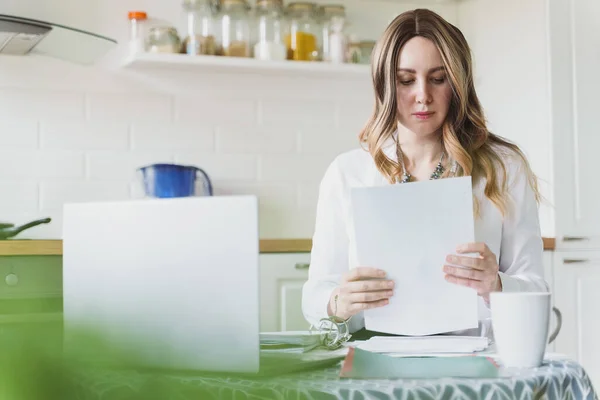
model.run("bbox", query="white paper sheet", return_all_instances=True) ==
[349,176,479,336]
[355,335,489,354]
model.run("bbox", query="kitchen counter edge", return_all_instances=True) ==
[0,238,557,256]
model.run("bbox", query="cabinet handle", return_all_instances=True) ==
[295,263,310,270]
[563,259,590,264]
[563,236,590,242]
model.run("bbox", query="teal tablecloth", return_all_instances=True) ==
[71,358,597,400]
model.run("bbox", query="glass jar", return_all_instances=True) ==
[320,5,346,63]
[357,40,376,64]
[147,26,182,53]
[182,0,217,55]
[346,35,361,64]
[285,2,319,61]
[216,0,251,57]
[128,11,148,54]
[253,0,287,61]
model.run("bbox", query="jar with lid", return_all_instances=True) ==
[216,0,251,57]
[357,40,376,64]
[147,26,182,53]
[320,5,347,63]
[182,0,217,55]
[253,0,286,61]
[128,11,148,54]
[284,2,319,61]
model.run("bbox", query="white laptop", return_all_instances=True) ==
[62,195,261,374]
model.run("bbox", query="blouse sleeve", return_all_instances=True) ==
[301,157,350,327]
[497,156,550,293]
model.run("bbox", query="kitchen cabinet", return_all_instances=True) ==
[547,0,600,383]
[0,255,63,343]
[259,253,310,332]
[553,251,600,389]
[548,0,600,250]
[0,255,62,321]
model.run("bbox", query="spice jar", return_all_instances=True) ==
[216,0,251,57]
[182,0,217,55]
[253,0,287,61]
[285,2,319,61]
[357,40,376,64]
[320,4,347,63]
[128,11,148,54]
[147,26,182,53]
[346,35,361,64]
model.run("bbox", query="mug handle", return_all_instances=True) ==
[548,306,562,344]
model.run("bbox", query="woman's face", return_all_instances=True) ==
[396,36,453,137]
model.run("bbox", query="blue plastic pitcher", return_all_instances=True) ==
[138,163,213,198]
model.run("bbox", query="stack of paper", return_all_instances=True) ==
[340,347,498,379]
[259,331,322,353]
[355,335,490,355]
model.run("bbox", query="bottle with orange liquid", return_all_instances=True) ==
[284,2,320,61]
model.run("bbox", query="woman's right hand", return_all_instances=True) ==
[328,267,395,320]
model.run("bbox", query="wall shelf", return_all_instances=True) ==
[118,52,371,79]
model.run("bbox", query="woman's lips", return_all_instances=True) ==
[413,111,434,120]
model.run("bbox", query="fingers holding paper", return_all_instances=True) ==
[328,267,394,320]
[443,242,502,301]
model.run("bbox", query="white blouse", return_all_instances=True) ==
[301,138,549,337]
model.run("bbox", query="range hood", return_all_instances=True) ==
[0,14,117,65]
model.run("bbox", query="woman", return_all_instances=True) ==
[302,9,548,338]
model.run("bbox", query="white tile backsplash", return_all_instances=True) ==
[174,96,258,125]
[298,129,361,155]
[40,121,130,151]
[0,119,39,149]
[297,183,321,211]
[174,153,259,181]
[0,46,379,240]
[87,93,174,123]
[0,88,85,121]
[0,53,376,239]
[260,99,338,128]
[213,181,297,209]
[40,181,130,210]
[215,126,297,154]
[258,155,333,182]
[0,150,85,180]
[86,151,175,180]
[0,182,39,211]
[131,122,215,152]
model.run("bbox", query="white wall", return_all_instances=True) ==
[0,0,458,239]
[458,0,554,237]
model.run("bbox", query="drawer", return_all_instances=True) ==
[0,256,62,299]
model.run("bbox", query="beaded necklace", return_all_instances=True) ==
[395,145,458,183]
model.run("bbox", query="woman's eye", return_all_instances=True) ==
[432,77,446,84]
[398,79,414,85]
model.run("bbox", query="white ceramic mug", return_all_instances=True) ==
[489,292,562,368]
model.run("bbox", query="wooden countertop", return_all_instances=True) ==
[0,238,556,256]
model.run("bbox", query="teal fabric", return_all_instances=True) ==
[71,358,597,400]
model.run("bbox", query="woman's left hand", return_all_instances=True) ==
[443,242,502,301]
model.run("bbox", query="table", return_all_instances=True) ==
[71,358,597,400]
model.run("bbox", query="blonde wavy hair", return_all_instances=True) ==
[359,9,540,217]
